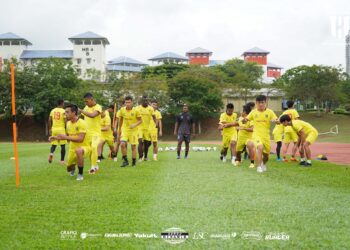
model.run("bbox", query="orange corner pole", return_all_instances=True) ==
[11,63,20,187]
[112,101,117,129]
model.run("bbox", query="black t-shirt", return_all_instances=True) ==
[176,112,193,135]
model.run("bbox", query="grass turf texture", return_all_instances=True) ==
[1,142,350,249]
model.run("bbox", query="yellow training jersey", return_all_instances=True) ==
[50,107,65,129]
[219,112,238,136]
[116,109,127,134]
[119,106,141,133]
[149,110,162,132]
[136,105,154,130]
[238,116,253,139]
[282,109,300,120]
[246,108,277,139]
[101,110,113,138]
[66,119,89,150]
[291,120,317,135]
[82,104,102,136]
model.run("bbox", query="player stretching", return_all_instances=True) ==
[174,104,195,159]
[279,115,318,166]
[97,105,117,162]
[48,99,67,164]
[245,95,279,173]
[79,93,102,174]
[118,96,142,167]
[281,101,299,162]
[49,104,91,181]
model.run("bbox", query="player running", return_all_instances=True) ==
[49,104,91,181]
[113,100,125,162]
[245,95,279,173]
[149,100,162,161]
[236,105,254,168]
[136,96,157,162]
[218,103,239,165]
[279,115,318,167]
[48,99,67,164]
[118,96,142,167]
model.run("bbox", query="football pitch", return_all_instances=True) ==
[1,142,350,249]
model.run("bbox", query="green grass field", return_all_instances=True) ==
[1,142,350,249]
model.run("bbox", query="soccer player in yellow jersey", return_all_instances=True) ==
[49,104,91,181]
[218,103,239,165]
[281,100,299,162]
[280,115,318,167]
[118,96,142,167]
[149,100,162,161]
[136,96,157,162]
[272,122,284,161]
[79,93,102,174]
[113,101,126,161]
[236,105,254,168]
[245,95,279,173]
[97,105,117,162]
[48,99,67,164]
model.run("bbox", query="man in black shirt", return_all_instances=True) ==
[174,104,195,159]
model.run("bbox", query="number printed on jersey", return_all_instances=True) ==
[54,112,61,120]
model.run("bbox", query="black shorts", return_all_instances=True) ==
[177,134,191,143]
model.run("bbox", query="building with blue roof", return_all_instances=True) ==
[0,32,32,67]
[107,56,148,78]
[148,52,188,65]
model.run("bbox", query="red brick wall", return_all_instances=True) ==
[244,55,267,65]
[267,68,281,78]
[188,54,210,65]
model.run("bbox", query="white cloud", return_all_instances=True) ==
[0,0,349,70]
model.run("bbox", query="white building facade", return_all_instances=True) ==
[0,31,109,81]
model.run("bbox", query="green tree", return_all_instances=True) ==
[276,65,345,115]
[142,63,189,79]
[216,58,263,103]
[168,67,223,133]
[30,58,81,130]
[0,59,38,132]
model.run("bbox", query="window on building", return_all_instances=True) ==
[0,41,2,46]
[87,58,91,64]
[77,59,81,64]
[77,68,82,75]
[3,41,10,45]
[11,41,20,45]
[92,40,101,45]
[84,40,92,45]
[75,40,83,45]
